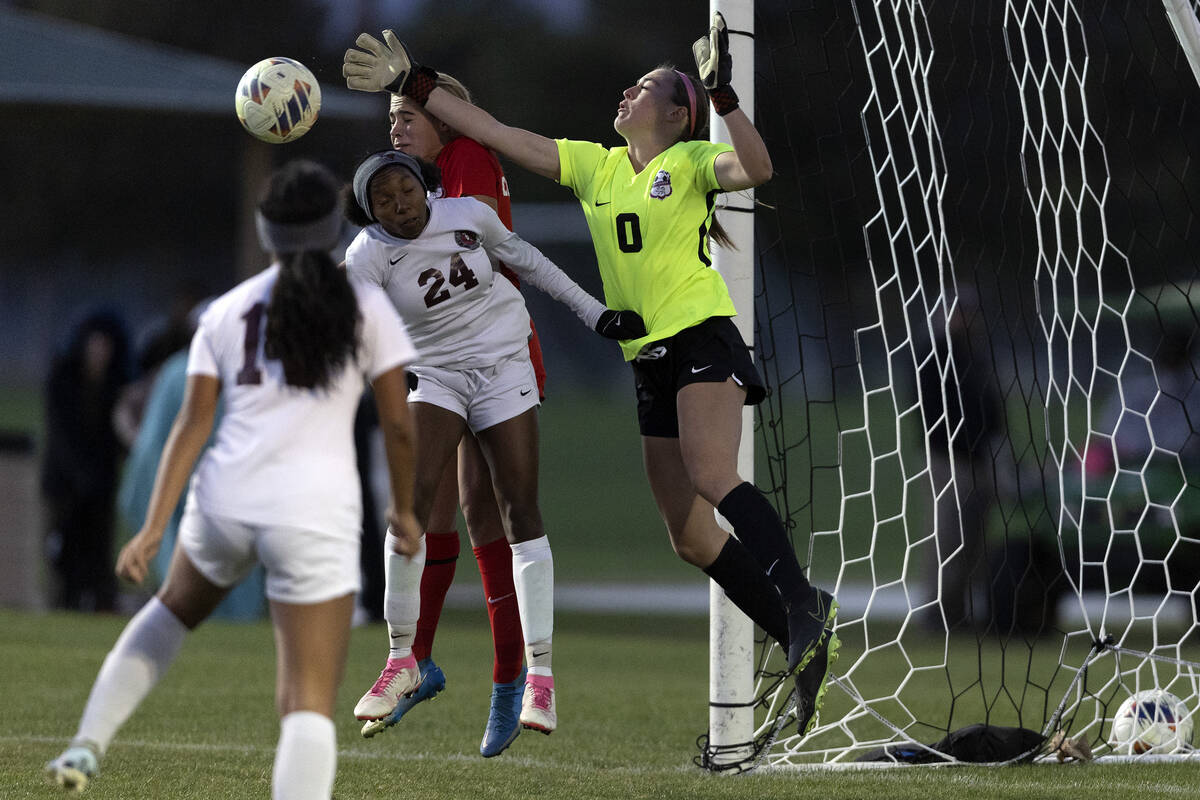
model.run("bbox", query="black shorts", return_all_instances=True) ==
[630,316,767,437]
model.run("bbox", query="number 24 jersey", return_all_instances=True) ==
[345,196,604,370]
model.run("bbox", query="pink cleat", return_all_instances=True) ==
[354,655,421,720]
[519,673,557,734]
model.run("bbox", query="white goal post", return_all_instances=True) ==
[707,0,759,769]
[1163,0,1200,87]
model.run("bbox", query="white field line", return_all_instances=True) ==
[8,734,693,775]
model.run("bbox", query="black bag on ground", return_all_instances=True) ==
[856,723,1045,764]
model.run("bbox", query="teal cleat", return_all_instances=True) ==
[360,658,446,738]
[44,743,99,793]
[480,667,526,757]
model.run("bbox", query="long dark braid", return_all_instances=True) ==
[258,160,359,390]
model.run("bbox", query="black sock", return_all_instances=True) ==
[703,535,790,647]
[716,482,811,607]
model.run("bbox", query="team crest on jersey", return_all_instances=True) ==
[454,230,480,249]
[649,169,673,200]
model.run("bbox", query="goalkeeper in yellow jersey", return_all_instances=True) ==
[344,13,840,735]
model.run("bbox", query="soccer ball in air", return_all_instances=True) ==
[1108,689,1194,754]
[234,57,321,143]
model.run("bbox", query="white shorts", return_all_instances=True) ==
[408,351,540,433]
[178,506,360,605]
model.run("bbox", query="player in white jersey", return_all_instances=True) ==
[45,160,421,800]
[344,149,646,736]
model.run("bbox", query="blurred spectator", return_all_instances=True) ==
[921,295,1003,630]
[991,318,1200,637]
[1080,318,1200,596]
[117,300,266,621]
[113,282,210,448]
[41,309,132,611]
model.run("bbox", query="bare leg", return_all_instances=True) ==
[270,593,355,718]
[642,432,788,644]
[157,545,233,629]
[364,402,464,716]
[58,548,229,770]
[270,592,355,799]
[641,434,729,567]
[474,408,542,545]
[676,379,810,603]
[458,433,508,548]
[410,403,469,529]
[675,378,746,505]
[386,401,466,653]
[476,409,555,734]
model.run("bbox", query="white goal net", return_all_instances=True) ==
[702,0,1200,770]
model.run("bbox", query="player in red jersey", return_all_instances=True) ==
[354,74,543,758]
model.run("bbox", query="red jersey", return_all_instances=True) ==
[437,136,512,228]
[435,135,546,395]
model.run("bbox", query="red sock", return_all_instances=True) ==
[474,538,524,684]
[413,531,459,662]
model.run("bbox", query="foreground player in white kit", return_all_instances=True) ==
[44,160,421,799]
[344,149,646,737]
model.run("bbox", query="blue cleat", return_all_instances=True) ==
[360,658,446,739]
[480,666,526,757]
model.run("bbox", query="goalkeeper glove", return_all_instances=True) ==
[343,30,439,104]
[692,11,739,116]
[595,309,647,340]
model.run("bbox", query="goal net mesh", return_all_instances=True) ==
[705,0,1200,768]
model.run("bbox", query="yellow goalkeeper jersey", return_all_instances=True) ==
[556,138,737,361]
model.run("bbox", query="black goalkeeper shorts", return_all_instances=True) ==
[630,316,766,438]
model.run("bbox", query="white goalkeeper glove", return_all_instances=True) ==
[692,11,739,115]
[343,30,439,103]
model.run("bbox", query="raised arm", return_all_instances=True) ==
[426,89,560,181]
[344,31,561,181]
[693,12,772,191]
[712,108,773,191]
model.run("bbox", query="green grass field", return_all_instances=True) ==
[4,608,1198,800]
[6,374,1200,797]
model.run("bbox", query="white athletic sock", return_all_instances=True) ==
[74,596,188,755]
[510,536,554,673]
[384,531,424,659]
[272,711,336,800]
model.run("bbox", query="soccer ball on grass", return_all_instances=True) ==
[1108,689,1194,755]
[234,57,321,144]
